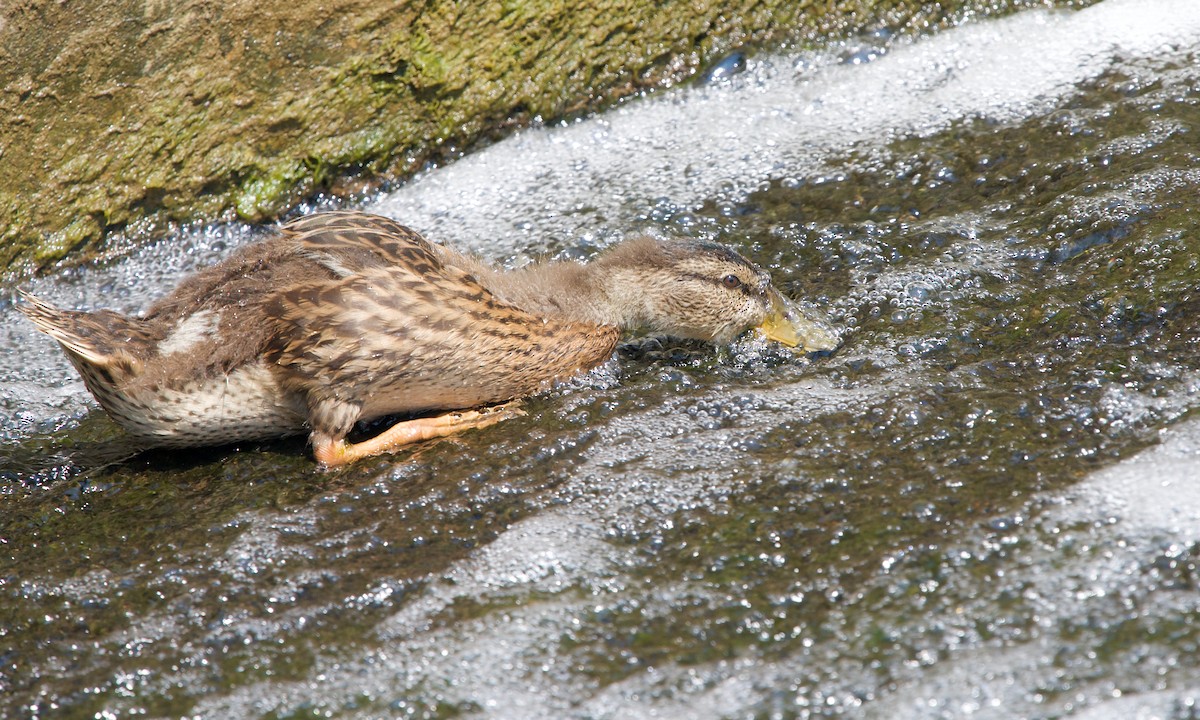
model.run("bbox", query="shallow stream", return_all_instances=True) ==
[4,0,1200,717]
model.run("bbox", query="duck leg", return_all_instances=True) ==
[312,401,525,467]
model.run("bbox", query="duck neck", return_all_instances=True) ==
[474,251,651,330]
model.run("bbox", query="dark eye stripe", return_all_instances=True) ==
[681,272,756,296]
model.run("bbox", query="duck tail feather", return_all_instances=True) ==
[16,290,143,367]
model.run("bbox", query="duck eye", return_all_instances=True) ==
[721,274,743,290]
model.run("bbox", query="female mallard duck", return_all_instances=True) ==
[19,211,837,466]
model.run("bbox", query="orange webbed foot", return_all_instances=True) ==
[312,401,525,468]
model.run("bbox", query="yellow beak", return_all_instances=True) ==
[757,289,840,353]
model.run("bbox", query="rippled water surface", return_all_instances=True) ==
[5,0,1200,717]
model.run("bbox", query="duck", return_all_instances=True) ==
[19,211,838,467]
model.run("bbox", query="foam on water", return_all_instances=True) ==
[1067,418,1200,537]
[369,0,1200,256]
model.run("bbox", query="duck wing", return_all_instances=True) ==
[283,211,444,278]
[265,213,620,440]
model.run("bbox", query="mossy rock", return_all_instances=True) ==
[0,0,1088,276]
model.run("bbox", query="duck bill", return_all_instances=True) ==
[757,289,840,353]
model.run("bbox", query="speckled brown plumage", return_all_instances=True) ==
[19,211,837,466]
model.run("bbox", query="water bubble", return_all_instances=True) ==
[700,52,748,85]
[905,280,936,301]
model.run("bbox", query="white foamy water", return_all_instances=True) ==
[368,0,1200,256]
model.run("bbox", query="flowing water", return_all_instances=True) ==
[4,0,1200,717]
